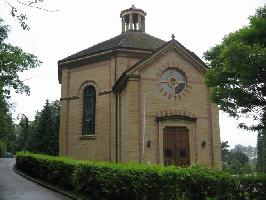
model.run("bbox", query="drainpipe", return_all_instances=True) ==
[142,91,146,162]
[115,57,118,163]
[115,93,118,163]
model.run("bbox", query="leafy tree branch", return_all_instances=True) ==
[3,0,58,30]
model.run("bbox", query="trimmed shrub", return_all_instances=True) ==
[238,175,266,199]
[16,152,78,190]
[72,163,255,200]
[16,152,266,200]
[0,141,6,158]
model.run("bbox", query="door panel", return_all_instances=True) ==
[163,127,189,166]
[175,127,189,166]
[163,127,175,165]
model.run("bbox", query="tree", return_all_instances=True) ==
[229,150,249,166]
[221,142,254,173]
[0,91,16,153]
[0,17,40,154]
[257,129,266,172]
[28,100,60,155]
[224,150,252,174]
[14,115,29,152]
[204,6,266,173]
[232,144,258,172]
[0,18,41,100]
[221,141,230,162]
[232,144,257,160]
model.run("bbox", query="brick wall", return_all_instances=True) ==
[59,49,221,169]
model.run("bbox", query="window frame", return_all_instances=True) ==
[82,85,96,136]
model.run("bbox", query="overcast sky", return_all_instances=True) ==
[1,0,265,148]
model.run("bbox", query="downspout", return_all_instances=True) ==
[142,90,146,162]
[115,93,119,163]
[115,57,118,163]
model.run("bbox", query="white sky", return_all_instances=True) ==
[1,0,265,148]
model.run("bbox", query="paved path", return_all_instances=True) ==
[0,158,67,200]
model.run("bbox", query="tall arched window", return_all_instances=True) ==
[83,86,96,135]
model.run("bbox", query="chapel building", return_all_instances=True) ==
[58,6,221,168]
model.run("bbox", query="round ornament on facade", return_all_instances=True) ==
[159,68,187,98]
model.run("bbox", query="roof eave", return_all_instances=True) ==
[58,47,154,67]
[112,72,128,93]
[58,47,154,84]
[112,73,140,93]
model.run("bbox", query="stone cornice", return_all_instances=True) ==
[60,96,79,101]
[58,48,152,68]
[58,48,152,84]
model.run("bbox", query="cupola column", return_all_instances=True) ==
[126,22,129,31]
[141,17,145,32]
[129,14,133,30]
[138,14,142,31]
[122,17,125,32]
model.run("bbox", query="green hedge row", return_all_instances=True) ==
[16,152,77,190]
[0,141,6,157]
[16,152,266,200]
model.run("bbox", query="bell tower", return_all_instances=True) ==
[120,5,146,32]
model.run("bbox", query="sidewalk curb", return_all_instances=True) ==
[12,163,77,200]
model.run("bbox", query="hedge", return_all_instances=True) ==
[16,152,266,200]
[16,152,77,190]
[0,141,6,158]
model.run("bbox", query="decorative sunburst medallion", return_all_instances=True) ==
[159,68,186,96]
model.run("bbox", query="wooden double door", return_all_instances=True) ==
[163,127,189,166]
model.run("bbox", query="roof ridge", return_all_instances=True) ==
[91,34,122,47]
[117,31,130,47]
[141,31,166,43]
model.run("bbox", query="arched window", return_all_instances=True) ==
[83,86,96,135]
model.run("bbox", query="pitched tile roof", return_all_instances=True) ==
[59,31,166,63]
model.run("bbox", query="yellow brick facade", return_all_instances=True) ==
[58,6,221,169]
[59,48,221,168]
